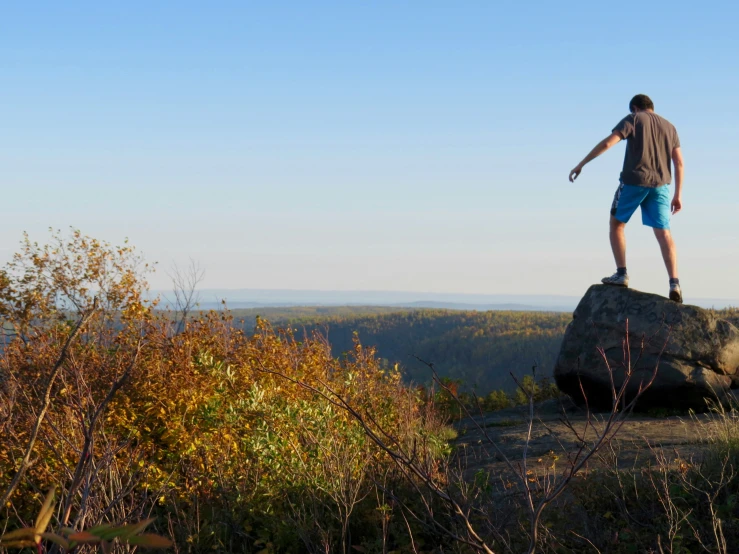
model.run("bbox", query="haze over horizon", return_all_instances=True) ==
[3,2,737,298]
[153,287,739,311]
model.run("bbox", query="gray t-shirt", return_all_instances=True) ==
[612,111,680,187]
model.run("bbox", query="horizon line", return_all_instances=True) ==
[150,287,739,303]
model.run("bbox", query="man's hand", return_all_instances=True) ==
[671,196,682,215]
[569,133,622,183]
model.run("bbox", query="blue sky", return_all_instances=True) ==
[2,1,738,299]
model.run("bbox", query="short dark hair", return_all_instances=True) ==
[629,94,654,112]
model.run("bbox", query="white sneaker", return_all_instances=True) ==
[601,273,629,287]
[669,283,683,303]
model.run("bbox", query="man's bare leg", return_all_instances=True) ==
[609,216,627,268]
[653,228,678,279]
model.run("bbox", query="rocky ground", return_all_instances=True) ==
[452,398,729,483]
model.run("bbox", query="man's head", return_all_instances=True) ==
[629,94,654,113]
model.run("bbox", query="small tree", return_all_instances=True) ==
[513,374,539,406]
[485,389,512,411]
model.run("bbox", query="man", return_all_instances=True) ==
[569,94,684,303]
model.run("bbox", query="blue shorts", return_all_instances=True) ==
[610,182,671,229]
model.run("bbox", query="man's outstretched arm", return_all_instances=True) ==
[671,146,684,214]
[569,132,623,182]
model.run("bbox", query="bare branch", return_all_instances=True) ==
[167,259,205,334]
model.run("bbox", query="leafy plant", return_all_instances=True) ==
[0,489,171,553]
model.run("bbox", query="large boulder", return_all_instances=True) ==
[554,285,739,411]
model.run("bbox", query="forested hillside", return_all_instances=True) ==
[226,306,739,396]
[230,308,572,394]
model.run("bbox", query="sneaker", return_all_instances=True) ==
[669,283,683,303]
[601,273,629,287]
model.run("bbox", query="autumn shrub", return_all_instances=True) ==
[512,375,561,406]
[0,230,154,536]
[484,389,512,411]
[0,230,453,553]
[128,314,441,552]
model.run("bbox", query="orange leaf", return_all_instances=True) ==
[68,531,101,544]
[125,533,173,548]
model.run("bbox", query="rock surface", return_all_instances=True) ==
[554,285,739,410]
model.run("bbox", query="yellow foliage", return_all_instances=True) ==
[0,229,449,551]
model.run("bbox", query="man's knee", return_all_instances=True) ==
[653,227,675,247]
[653,227,672,240]
[610,216,626,231]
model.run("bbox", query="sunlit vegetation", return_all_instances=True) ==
[428,374,561,421]
[0,230,452,553]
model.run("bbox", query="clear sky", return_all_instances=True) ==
[2,1,738,299]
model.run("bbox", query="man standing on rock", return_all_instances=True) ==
[569,94,684,303]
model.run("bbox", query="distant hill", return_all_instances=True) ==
[397,301,569,311]
[196,300,571,311]
[155,289,581,312]
[154,288,739,312]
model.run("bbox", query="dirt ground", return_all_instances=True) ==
[452,399,727,483]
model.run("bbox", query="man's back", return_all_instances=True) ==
[613,111,680,187]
